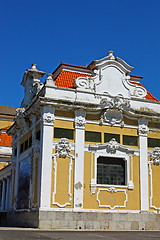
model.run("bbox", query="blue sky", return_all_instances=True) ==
[1,0,160,107]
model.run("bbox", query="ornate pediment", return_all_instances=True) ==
[88,51,134,73]
[89,138,135,154]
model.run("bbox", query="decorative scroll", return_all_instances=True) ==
[122,74,147,99]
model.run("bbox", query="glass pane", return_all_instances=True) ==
[97,157,125,185]
[85,131,101,142]
[54,128,74,140]
[148,138,160,148]
[104,133,120,143]
[123,135,138,146]
[17,157,31,209]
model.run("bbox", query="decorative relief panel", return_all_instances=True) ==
[97,187,128,209]
[89,138,135,154]
[52,138,74,207]
[55,138,74,159]
[100,94,130,127]
[149,147,160,166]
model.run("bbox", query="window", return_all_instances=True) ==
[97,156,125,185]
[148,138,160,148]
[36,130,40,141]
[123,135,138,146]
[104,133,120,143]
[54,128,74,140]
[85,131,101,142]
[20,136,32,154]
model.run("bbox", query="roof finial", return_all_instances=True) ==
[31,64,37,70]
[108,50,115,60]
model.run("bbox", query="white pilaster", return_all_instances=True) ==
[38,105,55,209]
[14,137,20,209]
[1,179,6,211]
[5,177,10,212]
[74,110,86,209]
[138,118,149,211]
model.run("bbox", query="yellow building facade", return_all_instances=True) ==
[1,52,160,229]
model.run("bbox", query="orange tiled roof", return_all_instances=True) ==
[55,70,92,88]
[0,132,12,146]
[130,81,158,102]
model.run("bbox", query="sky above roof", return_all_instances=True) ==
[1,0,160,107]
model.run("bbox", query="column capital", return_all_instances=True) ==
[75,110,86,129]
[138,118,149,136]
[40,105,55,126]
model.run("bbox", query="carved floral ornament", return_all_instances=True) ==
[54,138,74,159]
[100,94,130,127]
[42,112,55,125]
[74,111,86,129]
[138,119,149,136]
[150,147,160,165]
[89,138,134,154]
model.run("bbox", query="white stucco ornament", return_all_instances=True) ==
[55,138,74,159]
[100,109,124,127]
[150,147,160,165]
[100,94,130,126]
[105,138,120,153]
[42,112,55,125]
[75,116,86,128]
[122,74,147,99]
[108,187,116,193]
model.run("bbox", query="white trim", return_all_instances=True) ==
[38,106,55,209]
[52,155,73,208]
[55,115,138,129]
[96,187,128,209]
[38,207,140,213]
[149,163,160,211]
[138,119,149,211]
[94,152,132,189]
[74,110,86,209]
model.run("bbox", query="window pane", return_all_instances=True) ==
[123,135,138,146]
[148,138,160,148]
[97,157,125,185]
[17,158,31,209]
[54,128,74,140]
[104,133,120,143]
[85,131,101,142]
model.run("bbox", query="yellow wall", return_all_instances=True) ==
[0,120,13,129]
[83,152,140,210]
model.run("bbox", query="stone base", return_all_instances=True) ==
[1,210,160,230]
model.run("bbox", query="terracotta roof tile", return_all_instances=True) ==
[0,132,12,146]
[130,81,158,102]
[55,70,92,88]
